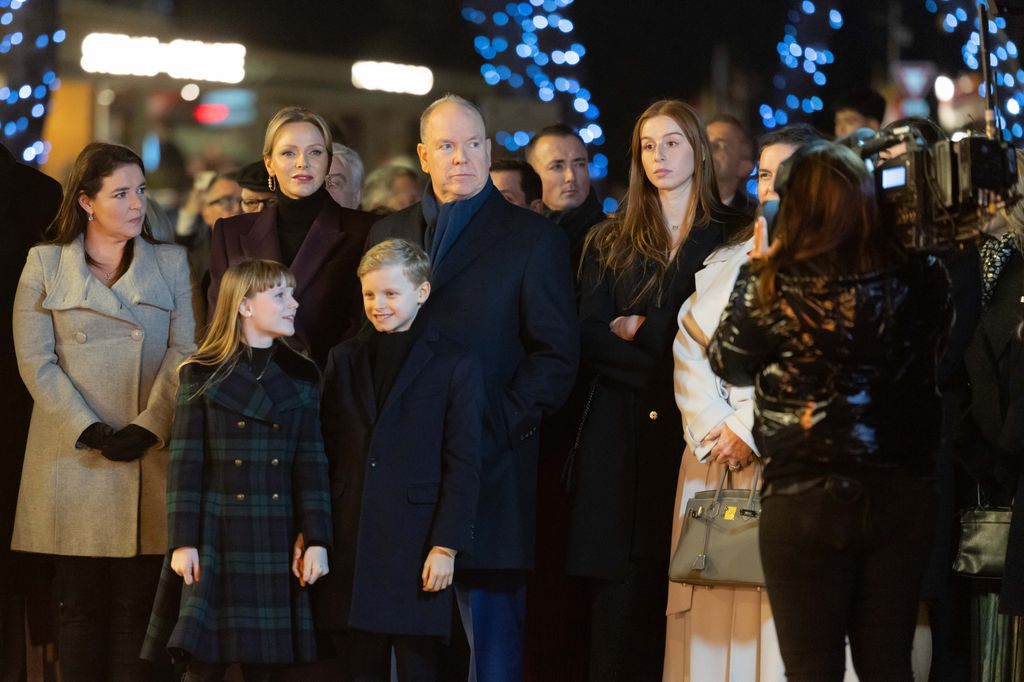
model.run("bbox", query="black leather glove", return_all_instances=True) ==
[101,425,158,462]
[78,422,114,450]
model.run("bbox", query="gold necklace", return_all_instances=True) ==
[89,261,115,282]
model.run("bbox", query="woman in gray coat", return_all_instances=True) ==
[12,142,194,682]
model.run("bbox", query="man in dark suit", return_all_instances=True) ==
[524,123,605,268]
[0,142,61,682]
[367,95,579,682]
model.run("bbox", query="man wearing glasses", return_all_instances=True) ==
[237,161,277,213]
[326,143,364,210]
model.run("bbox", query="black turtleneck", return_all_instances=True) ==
[545,189,606,269]
[368,313,425,411]
[275,186,328,266]
[246,343,275,379]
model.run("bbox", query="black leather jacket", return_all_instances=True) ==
[708,255,952,480]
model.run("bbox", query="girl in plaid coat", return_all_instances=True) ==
[141,259,332,681]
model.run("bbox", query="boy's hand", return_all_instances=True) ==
[171,547,200,585]
[292,532,305,584]
[421,546,457,592]
[302,547,329,586]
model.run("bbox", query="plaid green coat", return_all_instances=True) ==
[141,344,332,665]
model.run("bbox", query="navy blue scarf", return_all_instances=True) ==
[421,179,494,267]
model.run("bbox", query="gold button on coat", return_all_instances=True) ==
[234,459,242,466]
[236,420,245,428]
[235,493,245,501]
[271,459,280,466]
[271,494,279,500]
[649,411,658,420]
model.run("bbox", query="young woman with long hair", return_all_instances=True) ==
[564,99,743,680]
[709,141,952,681]
[141,259,332,681]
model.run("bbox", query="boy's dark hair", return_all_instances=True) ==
[524,123,586,164]
[707,113,754,161]
[756,123,824,157]
[490,159,543,204]
[833,89,886,124]
[358,239,431,286]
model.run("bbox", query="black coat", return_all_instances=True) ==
[565,217,728,580]
[957,249,1024,614]
[710,256,953,481]
[314,321,483,636]
[0,144,61,593]
[367,185,579,570]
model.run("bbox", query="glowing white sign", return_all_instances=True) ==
[80,33,246,84]
[351,61,433,96]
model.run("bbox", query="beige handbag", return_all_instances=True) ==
[669,463,765,588]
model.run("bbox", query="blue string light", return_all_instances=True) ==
[462,0,608,179]
[0,0,63,164]
[759,2,842,130]
[924,0,1024,139]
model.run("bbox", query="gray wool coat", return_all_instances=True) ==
[12,234,195,557]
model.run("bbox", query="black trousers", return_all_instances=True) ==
[759,474,935,682]
[333,630,439,682]
[184,661,281,682]
[586,559,668,682]
[54,554,170,682]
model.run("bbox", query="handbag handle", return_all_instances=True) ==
[560,376,599,494]
[710,460,763,508]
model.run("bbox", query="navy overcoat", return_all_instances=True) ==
[367,185,579,570]
[314,321,482,636]
[141,343,332,665]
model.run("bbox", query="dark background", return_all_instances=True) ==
[168,0,1019,184]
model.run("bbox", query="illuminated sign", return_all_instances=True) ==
[80,33,246,83]
[351,61,433,96]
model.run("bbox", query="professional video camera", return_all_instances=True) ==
[834,2,1020,252]
[837,118,1018,251]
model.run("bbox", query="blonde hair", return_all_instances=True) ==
[182,259,297,391]
[262,106,334,161]
[358,239,430,285]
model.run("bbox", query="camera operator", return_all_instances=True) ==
[707,141,953,681]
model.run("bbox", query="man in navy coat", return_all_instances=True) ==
[367,95,579,681]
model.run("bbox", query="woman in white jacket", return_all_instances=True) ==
[664,124,828,681]
[664,233,786,682]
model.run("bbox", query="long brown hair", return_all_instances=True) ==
[754,141,902,307]
[48,142,156,279]
[182,259,298,394]
[582,99,725,305]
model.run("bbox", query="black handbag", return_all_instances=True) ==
[669,462,764,588]
[953,486,1012,579]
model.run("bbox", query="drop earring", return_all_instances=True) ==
[268,175,277,192]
